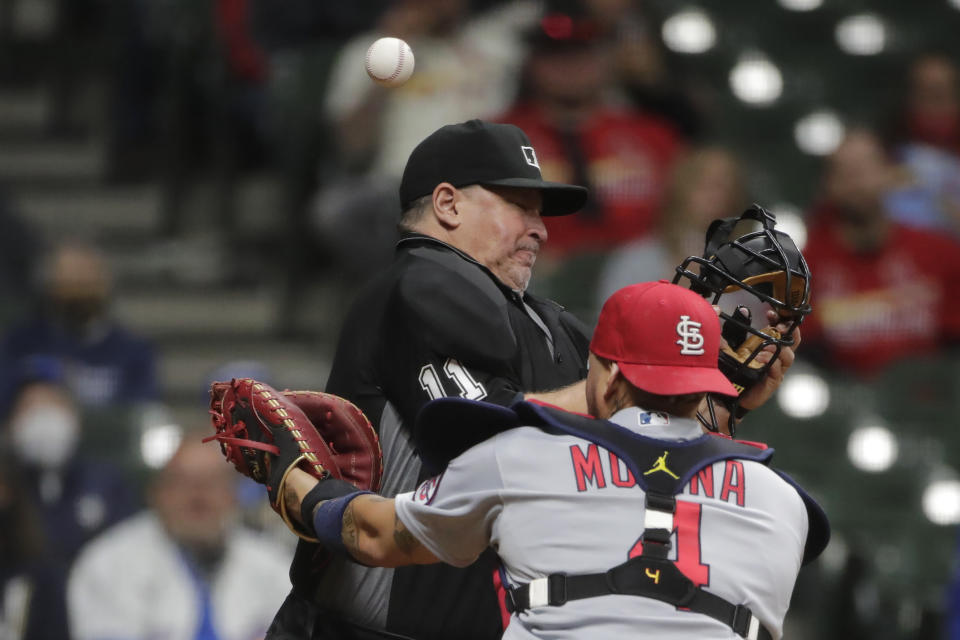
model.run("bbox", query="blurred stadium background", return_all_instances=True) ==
[1,0,959,638]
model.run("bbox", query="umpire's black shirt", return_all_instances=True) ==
[271,233,589,640]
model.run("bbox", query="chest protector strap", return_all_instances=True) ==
[504,401,776,640]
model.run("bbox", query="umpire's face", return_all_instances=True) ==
[452,185,546,292]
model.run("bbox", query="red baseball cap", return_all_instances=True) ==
[590,281,738,397]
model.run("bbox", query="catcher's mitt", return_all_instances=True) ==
[720,326,781,382]
[205,378,382,541]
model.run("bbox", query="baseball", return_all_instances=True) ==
[365,37,415,87]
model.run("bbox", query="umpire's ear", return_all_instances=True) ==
[432,182,461,230]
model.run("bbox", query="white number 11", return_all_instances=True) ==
[418,359,488,401]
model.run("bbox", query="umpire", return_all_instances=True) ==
[268,120,592,640]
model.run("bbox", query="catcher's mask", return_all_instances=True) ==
[672,204,811,434]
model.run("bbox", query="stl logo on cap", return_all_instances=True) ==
[676,315,705,355]
[521,146,540,169]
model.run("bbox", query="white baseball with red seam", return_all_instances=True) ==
[365,37,415,87]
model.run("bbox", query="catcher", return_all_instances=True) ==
[207,282,828,640]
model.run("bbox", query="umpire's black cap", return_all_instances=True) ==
[398,119,588,216]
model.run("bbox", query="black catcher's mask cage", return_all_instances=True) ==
[672,204,812,435]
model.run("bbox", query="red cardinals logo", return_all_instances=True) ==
[414,473,444,505]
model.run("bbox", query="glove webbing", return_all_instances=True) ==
[504,491,773,640]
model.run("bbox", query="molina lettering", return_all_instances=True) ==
[570,444,606,492]
[720,460,746,507]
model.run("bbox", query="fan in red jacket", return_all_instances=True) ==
[497,9,683,257]
[802,128,960,377]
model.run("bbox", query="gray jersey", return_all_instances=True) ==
[395,407,808,640]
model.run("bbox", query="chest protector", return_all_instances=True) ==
[415,398,830,640]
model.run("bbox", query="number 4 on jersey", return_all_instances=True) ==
[419,359,488,401]
[629,500,710,588]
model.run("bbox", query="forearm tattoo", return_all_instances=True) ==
[393,511,419,555]
[340,496,419,560]
[342,502,360,555]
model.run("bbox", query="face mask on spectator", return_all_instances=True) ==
[10,406,80,469]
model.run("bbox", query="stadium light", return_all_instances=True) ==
[662,8,716,54]
[777,370,830,418]
[847,424,898,472]
[729,52,783,106]
[922,478,960,525]
[794,110,845,155]
[769,204,808,250]
[835,14,886,56]
[140,421,183,469]
[778,0,823,11]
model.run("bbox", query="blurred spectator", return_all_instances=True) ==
[882,53,960,237]
[0,241,158,412]
[802,128,960,377]
[596,145,747,306]
[888,52,960,157]
[0,465,71,640]
[580,0,705,139]
[4,374,136,564]
[498,3,683,259]
[67,433,291,640]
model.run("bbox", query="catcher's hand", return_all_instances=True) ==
[205,378,383,540]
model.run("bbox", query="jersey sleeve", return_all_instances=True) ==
[380,254,526,433]
[394,438,504,567]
